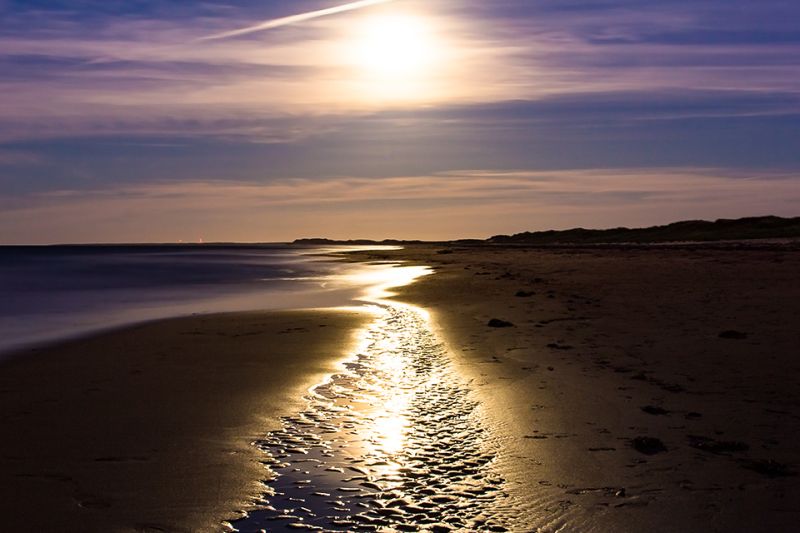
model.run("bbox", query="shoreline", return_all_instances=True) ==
[0,243,390,357]
[0,308,372,532]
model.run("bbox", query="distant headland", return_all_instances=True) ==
[293,215,800,246]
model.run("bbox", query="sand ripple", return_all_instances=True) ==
[233,302,513,532]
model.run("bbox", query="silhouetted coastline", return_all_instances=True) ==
[294,214,800,246]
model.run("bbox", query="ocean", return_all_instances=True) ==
[0,244,388,355]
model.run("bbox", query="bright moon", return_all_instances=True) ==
[351,14,438,78]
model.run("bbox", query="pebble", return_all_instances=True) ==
[632,436,668,455]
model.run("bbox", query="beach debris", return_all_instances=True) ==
[566,486,621,497]
[718,330,748,339]
[487,318,514,328]
[641,405,669,416]
[546,343,573,350]
[631,436,667,455]
[688,435,749,454]
[739,459,796,478]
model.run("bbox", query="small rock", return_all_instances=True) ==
[546,343,573,350]
[641,405,669,416]
[488,318,514,328]
[631,436,667,455]
[515,290,536,297]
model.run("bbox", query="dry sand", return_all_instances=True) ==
[351,244,800,532]
[0,309,370,532]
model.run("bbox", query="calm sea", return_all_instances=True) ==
[0,244,385,355]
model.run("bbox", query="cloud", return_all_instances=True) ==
[199,0,397,41]
[0,149,42,167]
[0,0,797,151]
[2,168,797,243]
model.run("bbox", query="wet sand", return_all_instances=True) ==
[350,244,800,532]
[0,309,370,532]
[234,300,513,532]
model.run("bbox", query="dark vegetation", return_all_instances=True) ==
[487,216,800,245]
[293,216,800,246]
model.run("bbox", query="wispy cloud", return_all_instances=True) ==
[3,168,798,243]
[1,0,798,144]
[199,0,397,41]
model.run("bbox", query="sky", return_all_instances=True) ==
[1,0,799,243]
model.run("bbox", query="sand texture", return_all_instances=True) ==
[231,298,516,531]
[2,244,799,532]
[0,309,370,532]
[351,244,800,532]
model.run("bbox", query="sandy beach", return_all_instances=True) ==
[349,244,800,531]
[1,244,798,532]
[0,309,370,532]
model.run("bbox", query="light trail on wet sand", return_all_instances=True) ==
[231,266,514,531]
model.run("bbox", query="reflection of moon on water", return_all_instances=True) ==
[232,267,512,531]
